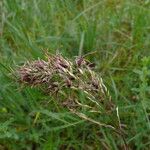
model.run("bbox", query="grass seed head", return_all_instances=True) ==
[17,53,114,113]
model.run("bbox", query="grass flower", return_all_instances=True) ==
[17,54,116,128]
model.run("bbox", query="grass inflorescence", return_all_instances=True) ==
[17,54,115,127]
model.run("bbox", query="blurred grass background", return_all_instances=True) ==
[0,0,150,149]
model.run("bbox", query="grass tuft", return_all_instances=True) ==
[0,0,150,149]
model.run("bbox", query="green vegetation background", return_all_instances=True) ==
[0,0,150,149]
